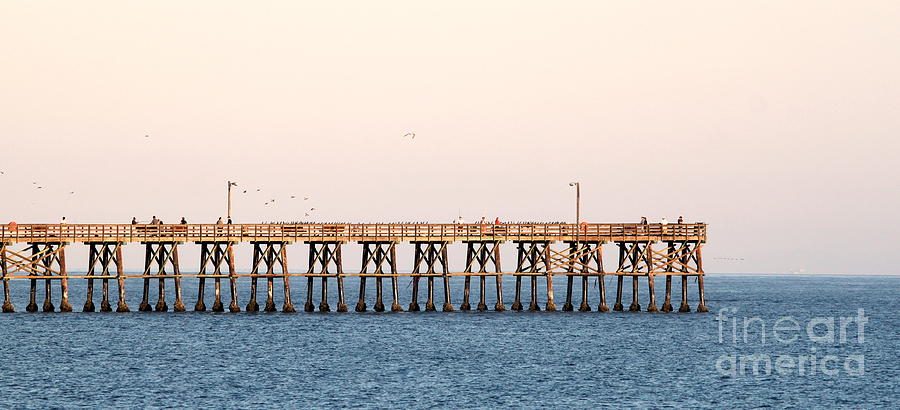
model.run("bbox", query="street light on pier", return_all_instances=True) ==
[227,181,238,220]
[569,182,580,246]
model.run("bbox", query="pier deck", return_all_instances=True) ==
[0,223,708,314]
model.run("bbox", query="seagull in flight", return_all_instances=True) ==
[403,132,416,139]
[304,196,310,200]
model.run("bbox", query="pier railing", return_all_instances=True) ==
[0,223,706,243]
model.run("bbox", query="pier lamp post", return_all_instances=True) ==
[227,181,238,220]
[569,181,580,245]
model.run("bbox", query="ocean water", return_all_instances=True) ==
[0,274,897,408]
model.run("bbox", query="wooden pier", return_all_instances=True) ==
[0,223,708,313]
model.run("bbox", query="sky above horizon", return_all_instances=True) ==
[1,1,898,274]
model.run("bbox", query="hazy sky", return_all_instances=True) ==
[1,1,898,274]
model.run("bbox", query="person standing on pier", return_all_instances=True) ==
[216,217,224,225]
[494,217,501,225]
[640,216,648,225]
[131,217,138,225]
[661,217,669,234]
[180,217,187,224]
[677,216,684,224]
[227,217,233,224]
[150,216,159,225]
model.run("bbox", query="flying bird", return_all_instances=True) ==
[69,191,75,194]
[304,196,310,200]
[290,195,295,199]
[243,190,247,194]
[304,213,310,217]
[403,132,416,139]
[310,207,316,211]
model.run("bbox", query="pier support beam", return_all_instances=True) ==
[696,247,708,312]
[614,241,654,312]
[305,241,344,313]
[195,241,235,312]
[461,241,503,311]
[513,241,552,311]
[139,242,181,312]
[561,241,604,312]
[410,241,451,312]
[358,242,400,312]
[19,243,68,312]
[84,242,126,312]
[247,242,293,312]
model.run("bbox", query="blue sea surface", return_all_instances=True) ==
[0,274,897,408]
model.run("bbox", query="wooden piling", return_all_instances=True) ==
[26,244,38,312]
[155,245,168,312]
[696,247,708,312]
[99,245,112,312]
[613,275,624,311]
[139,245,152,312]
[598,275,609,312]
[211,245,224,313]
[696,274,708,312]
[477,275,487,311]
[228,244,240,312]
[84,244,98,312]
[246,244,261,312]
[679,275,690,312]
[115,244,129,312]
[304,244,315,312]
[58,246,72,312]
[389,244,402,312]
[194,245,207,312]
[563,242,575,311]
[0,244,12,312]
[528,276,540,311]
[579,275,590,312]
[373,245,385,312]
[281,244,296,313]
[266,246,278,312]
[461,275,472,311]
[461,243,473,311]
[628,276,640,312]
[319,276,330,312]
[493,243,505,311]
[42,246,55,312]
[662,275,673,312]
[356,244,369,312]
[511,276,523,310]
[409,244,422,311]
[172,245,184,312]
[441,244,453,313]
[646,273,659,312]
[337,244,348,312]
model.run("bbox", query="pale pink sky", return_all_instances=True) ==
[1,1,898,274]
